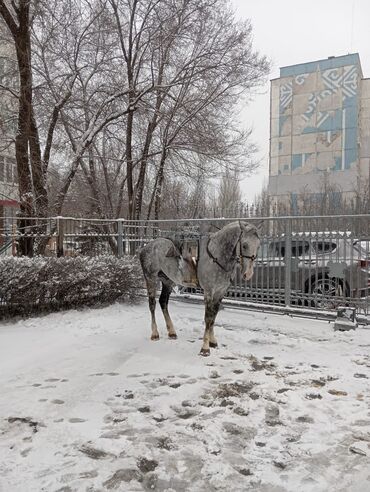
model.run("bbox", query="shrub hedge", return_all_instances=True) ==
[0,255,143,317]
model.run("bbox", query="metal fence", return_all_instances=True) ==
[1,214,369,317]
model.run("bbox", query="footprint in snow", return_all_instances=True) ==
[137,457,158,473]
[20,447,32,457]
[103,414,126,425]
[103,469,142,490]
[138,406,151,413]
[79,444,115,460]
[100,429,127,439]
[171,406,199,420]
[7,416,43,434]
[169,382,181,388]
[114,390,134,399]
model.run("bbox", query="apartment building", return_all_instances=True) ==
[0,28,19,251]
[268,53,370,211]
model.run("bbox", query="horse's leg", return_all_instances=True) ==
[200,296,221,356]
[209,297,222,348]
[146,279,159,340]
[209,324,218,349]
[159,281,177,340]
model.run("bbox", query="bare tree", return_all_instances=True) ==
[1,0,269,254]
[215,170,243,217]
[105,0,268,220]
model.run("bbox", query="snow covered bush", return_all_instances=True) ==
[0,256,142,316]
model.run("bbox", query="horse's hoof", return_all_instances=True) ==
[151,334,160,341]
[168,333,178,340]
[199,348,210,357]
[209,342,218,348]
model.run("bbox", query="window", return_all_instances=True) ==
[291,241,309,257]
[8,158,17,183]
[0,156,4,182]
[259,242,269,258]
[269,240,309,258]
[6,158,12,183]
[312,241,337,254]
[269,242,285,258]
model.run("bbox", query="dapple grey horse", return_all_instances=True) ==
[139,221,260,356]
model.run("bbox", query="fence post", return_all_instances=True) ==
[57,217,64,257]
[284,218,292,306]
[117,219,124,258]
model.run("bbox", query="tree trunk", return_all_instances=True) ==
[134,120,156,220]
[126,107,134,219]
[154,149,167,220]
[29,108,48,216]
[14,3,35,256]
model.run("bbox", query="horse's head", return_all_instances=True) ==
[207,221,261,279]
[238,222,261,281]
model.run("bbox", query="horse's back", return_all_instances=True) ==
[140,237,192,286]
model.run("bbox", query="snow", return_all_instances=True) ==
[0,300,370,492]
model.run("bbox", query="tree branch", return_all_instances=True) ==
[0,0,18,37]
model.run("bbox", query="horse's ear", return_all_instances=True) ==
[254,219,264,232]
[207,223,241,269]
[240,220,263,235]
[165,244,181,258]
[239,222,254,233]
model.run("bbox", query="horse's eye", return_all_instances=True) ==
[243,244,248,250]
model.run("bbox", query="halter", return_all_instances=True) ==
[236,238,257,272]
[207,223,258,273]
[237,253,257,262]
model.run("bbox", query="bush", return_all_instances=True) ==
[0,255,143,317]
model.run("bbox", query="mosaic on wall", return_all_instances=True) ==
[271,54,360,176]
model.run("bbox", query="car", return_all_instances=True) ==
[233,232,370,309]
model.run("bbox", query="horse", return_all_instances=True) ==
[139,221,261,356]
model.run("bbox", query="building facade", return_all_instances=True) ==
[0,25,19,252]
[268,53,370,212]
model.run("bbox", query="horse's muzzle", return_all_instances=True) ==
[243,268,254,281]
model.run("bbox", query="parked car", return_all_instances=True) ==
[234,232,370,309]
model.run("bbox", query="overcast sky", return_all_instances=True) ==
[231,0,370,202]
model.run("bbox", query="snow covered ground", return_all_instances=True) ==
[1,300,370,492]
